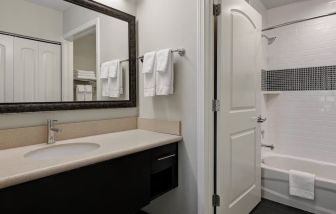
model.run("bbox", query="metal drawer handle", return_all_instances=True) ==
[157,154,176,161]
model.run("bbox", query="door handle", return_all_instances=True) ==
[257,115,267,123]
[250,115,267,123]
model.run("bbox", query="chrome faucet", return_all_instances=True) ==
[261,143,275,150]
[47,119,62,144]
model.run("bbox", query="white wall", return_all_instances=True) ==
[248,0,268,69]
[262,1,336,163]
[249,0,268,28]
[0,0,137,130]
[136,0,198,213]
[74,34,96,71]
[266,0,336,29]
[0,0,63,42]
[264,3,336,70]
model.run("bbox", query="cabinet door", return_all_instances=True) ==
[0,34,14,103]
[13,37,38,102]
[0,150,151,214]
[38,42,61,102]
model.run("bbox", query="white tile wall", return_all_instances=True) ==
[266,0,336,29]
[260,1,336,163]
[265,91,336,163]
[265,14,336,70]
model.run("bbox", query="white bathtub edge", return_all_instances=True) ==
[261,153,336,214]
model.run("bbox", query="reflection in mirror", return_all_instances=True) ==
[0,0,129,103]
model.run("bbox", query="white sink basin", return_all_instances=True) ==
[24,143,100,160]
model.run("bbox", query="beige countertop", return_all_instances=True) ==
[0,129,182,190]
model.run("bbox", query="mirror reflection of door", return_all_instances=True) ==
[0,0,130,103]
[73,28,97,102]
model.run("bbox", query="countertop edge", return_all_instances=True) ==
[0,131,182,190]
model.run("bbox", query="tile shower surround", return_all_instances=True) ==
[264,90,336,163]
[261,66,336,163]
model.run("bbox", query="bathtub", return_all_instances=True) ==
[262,153,336,214]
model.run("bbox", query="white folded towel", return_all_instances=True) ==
[100,62,110,79]
[156,49,171,72]
[119,66,124,95]
[142,51,156,74]
[142,52,156,97]
[100,62,110,97]
[77,75,96,80]
[76,85,85,101]
[156,49,174,95]
[109,60,120,78]
[76,72,95,76]
[77,74,96,77]
[85,85,93,101]
[108,60,122,98]
[289,170,315,200]
[76,70,96,76]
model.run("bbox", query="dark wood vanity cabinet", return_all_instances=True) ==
[0,143,178,214]
[150,143,178,200]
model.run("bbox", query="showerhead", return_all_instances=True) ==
[262,34,277,45]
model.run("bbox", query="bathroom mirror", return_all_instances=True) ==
[0,0,136,113]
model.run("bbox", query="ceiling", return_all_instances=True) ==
[259,0,309,9]
[25,0,72,11]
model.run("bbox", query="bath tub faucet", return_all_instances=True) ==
[261,143,275,150]
[47,119,62,144]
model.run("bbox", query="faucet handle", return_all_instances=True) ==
[47,120,60,132]
[261,143,275,150]
[257,115,267,123]
[47,119,58,124]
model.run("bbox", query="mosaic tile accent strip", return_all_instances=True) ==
[262,65,336,91]
[261,70,267,91]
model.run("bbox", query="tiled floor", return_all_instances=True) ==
[139,199,312,214]
[250,199,313,214]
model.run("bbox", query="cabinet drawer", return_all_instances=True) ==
[151,143,178,173]
[150,143,178,199]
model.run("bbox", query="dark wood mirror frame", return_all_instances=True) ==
[0,0,136,113]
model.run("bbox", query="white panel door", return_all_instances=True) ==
[217,0,262,214]
[14,37,39,102]
[0,34,14,103]
[38,42,61,102]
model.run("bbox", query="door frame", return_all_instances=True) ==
[63,18,101,102]
[196,0,216,214]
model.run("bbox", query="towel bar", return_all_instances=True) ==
[120,48,186,63]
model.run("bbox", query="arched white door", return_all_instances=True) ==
[217,0,262,213]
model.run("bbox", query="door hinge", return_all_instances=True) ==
[212,194,220,207]
[213,4,221,16]
[212,100,220,112]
